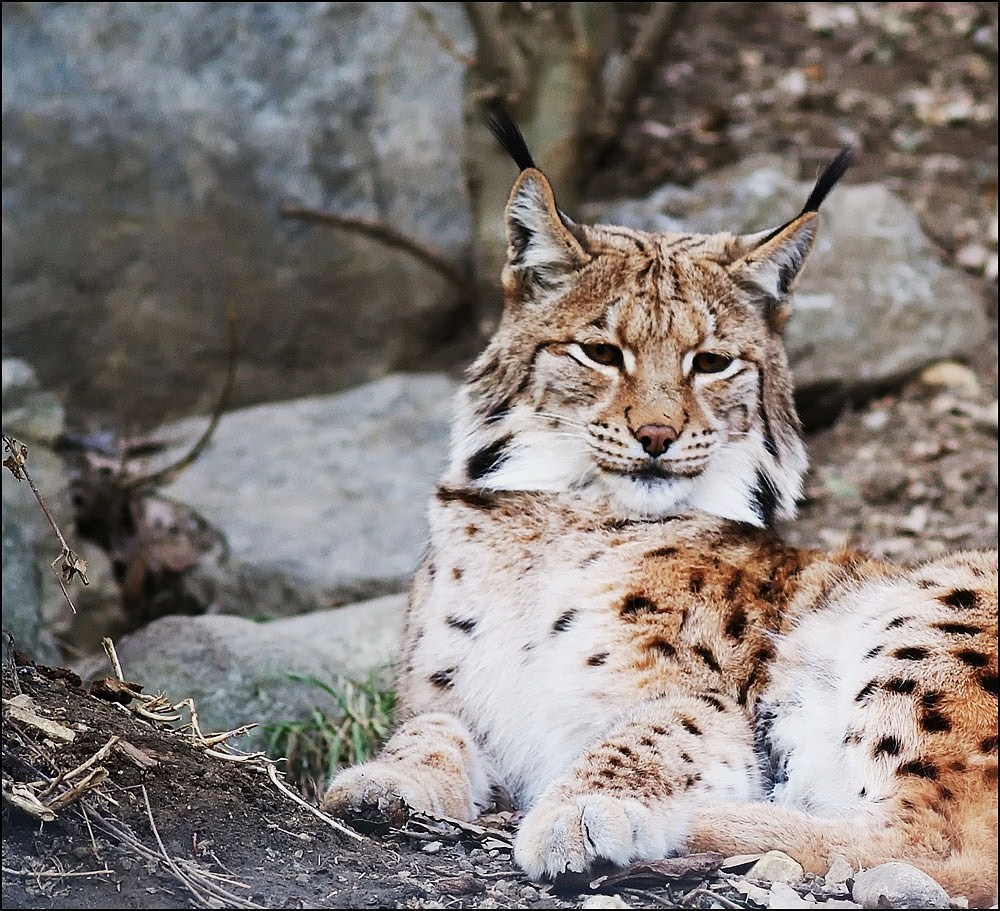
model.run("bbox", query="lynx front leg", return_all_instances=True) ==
[321,712,493,825]
[515,691,759,880]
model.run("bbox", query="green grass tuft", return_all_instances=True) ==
[264,667,395,802]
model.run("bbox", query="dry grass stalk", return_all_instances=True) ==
[3,433,89,613]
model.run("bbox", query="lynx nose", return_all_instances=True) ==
[635,423,679,458]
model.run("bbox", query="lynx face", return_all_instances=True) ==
[446,166,836,525]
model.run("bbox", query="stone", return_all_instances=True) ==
[156,373,456,618]
[748,850,806,884]
[2,359,65,444]
[767,881,813,909]
[918,360,980,396]
[825,854,855,886]
[851,862,950,909]
[3,3,473,430]
[75,593,407,750]
[581,896,632,910]
[1,498,59,664]
[591,157,988,421]
[2,359,119,656]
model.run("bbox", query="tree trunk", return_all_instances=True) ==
[461,2,615,334]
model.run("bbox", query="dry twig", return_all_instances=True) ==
[3,434,89,613]
[83,800,264,910]
[414,3,475,67]
[123,306,239,493]
[280,205,469,293]
[1,865,114,879]
[265,762,366,843]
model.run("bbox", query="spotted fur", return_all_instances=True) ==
[323,139,998,906]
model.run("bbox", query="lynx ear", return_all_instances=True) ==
[729,211,819,302]
[729,147,853,314]
[505,168,590,286]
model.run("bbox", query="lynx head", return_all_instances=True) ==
[447,113,852,526]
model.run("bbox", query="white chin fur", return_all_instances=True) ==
[452,399,802,526]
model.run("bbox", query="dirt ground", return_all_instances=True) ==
[3,4,997,909]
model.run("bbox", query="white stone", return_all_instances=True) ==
[768,882,812,909]
[749,850,806,884]
[825,854,854,885]
[581,896,631,910]
[918,360,980,396]
[851,862,950,909]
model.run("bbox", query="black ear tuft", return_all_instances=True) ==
[799,146,855,216]
[487,105,536,172]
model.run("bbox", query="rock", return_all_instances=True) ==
[2,3,472,430]
[918,361,980,396]
[851,862,950,909]
[1,498,59,664]
[581,896,632,910]
[2,359,64,444]
[825,855,855,886]
[748,850,806,884]
[591,157,988,421]
[767,881,812,909]
[733,879,773,905]
[2,359,120,656]
[156,373,455,618]
[75,593,407,749]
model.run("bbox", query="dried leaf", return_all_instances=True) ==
[2,781,56,821]
[116,740,161,769]
[90,676,144,705]
[2,438,28,480]
[59,547,90,585]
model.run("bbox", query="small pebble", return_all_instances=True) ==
[825,854,854,885]
[581,895,632,910]
[918,361,980,397]
[851,862,950,909]
[749,850,806,884]
[421,840,442,854]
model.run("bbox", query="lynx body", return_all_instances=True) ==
[323,126,998,905]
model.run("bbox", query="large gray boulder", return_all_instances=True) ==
[3,3,472,429]
[157,373,456,618]
[75,593,407,750]
[592,157,988,417]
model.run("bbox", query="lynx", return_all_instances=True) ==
[323,115,998,905]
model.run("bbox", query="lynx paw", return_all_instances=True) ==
[321,762,437,828]
[514,792,681,881]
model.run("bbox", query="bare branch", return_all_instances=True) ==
[281,205,469,293]
[461,1,530,105]
[265,763,367,844]
[123,306,239,493]
[584,2,689,176]
[413,3,475,68]
[462,2,507,81]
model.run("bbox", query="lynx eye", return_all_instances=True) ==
[692,351,734,374]
[579,343,624,369]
